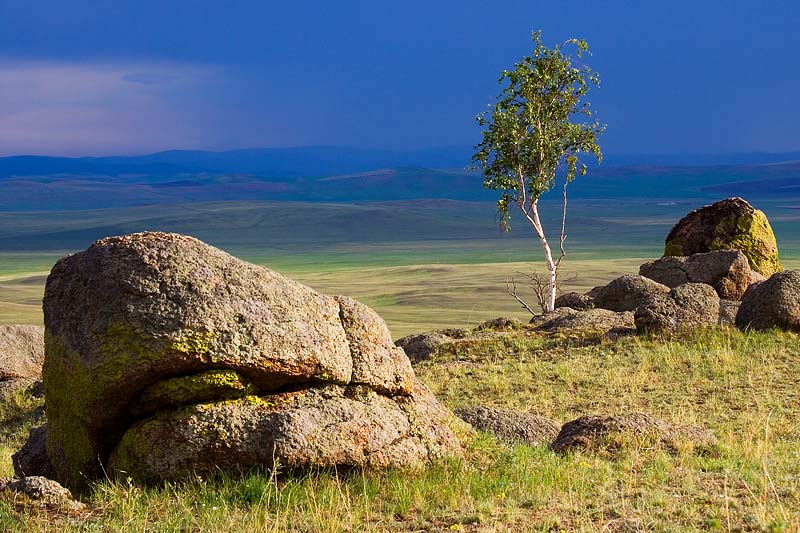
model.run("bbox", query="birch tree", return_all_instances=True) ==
[473,30,605,313]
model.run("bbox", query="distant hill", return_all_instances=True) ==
[0,146,475,179]
[0,147,798,211]
[3,146,800,179]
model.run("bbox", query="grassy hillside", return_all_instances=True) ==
[3,328,799,530]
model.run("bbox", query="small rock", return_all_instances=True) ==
[634,283,720,333]
[436,328,470,339]
[474,317,525,332]
[12,425,55,480]
[551,413,717,454]
[593,275,670,312]
[531,308,635,337]
[454,406,559,446]
[395,332,454,362]
[0,476,84,510]
[0,325,44,382]
[718,300,740,326]
[554,292,594,310]
[736,269,800,331]
[528,307,574,327]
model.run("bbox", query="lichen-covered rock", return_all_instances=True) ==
[551,413,718,455]
[0,476,84,510]
[634,283,720,333]
[664,197,781,277]
[0,325,44,382]
[639,250,759,301]
[395,332,453,363]
[531,308,635,337]
[553,292,594,310]
[129,369,256,417]
[592,275,670,313]
[735,269,800,331]
[110,382,460,482]
[13,426,55,480]
[454,406,559,446]
[41,232,464,488]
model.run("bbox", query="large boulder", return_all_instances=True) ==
[592,275,670,313]
[735,270,800,331]
[634,283,720,333]
[639,250,763,301]
[664,197,781,277]
[39,232,464,488]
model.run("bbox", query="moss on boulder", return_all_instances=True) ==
[38,232,464,489]
[664,197,781,277]
[130,369,255,417]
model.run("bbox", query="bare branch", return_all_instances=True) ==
[505,278,539,316]
[515,269,549,313]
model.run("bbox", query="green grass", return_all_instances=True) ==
[2,328,799,530]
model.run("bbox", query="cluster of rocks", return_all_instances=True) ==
[6,232,467,492]
[549,198,795,334]
[396,198,796,363]
[454,406,717,456]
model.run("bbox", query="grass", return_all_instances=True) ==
[2,200,800,529]
[0,254,648,337]
[3,250,799,338]
[2,327,800,531]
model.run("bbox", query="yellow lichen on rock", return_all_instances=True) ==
[664,198,781,277]
[708,210,781,277]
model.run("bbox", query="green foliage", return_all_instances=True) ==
[473,30,605,230]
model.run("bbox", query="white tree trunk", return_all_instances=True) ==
[530,200,557,312]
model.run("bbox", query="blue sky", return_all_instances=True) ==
[1,0,798,156]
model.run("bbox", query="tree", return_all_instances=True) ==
[472,30,605,313]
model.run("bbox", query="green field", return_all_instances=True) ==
[2,198,799,337]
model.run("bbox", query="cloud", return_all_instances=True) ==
[0,61,223,156]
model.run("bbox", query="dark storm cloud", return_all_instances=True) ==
[0,0,798,156]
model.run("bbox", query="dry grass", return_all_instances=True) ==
[0,256,649,337]
[2,327,799,531]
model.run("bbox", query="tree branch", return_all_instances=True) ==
[506,278,538,316]
[555,179,568,269]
